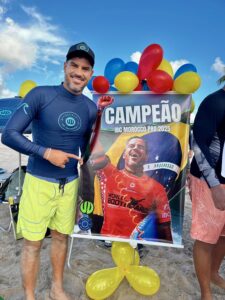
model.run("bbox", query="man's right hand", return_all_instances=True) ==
[210,184,225,211]
[43,148,82,168]
[97,95,114,110]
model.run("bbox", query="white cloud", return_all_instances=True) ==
[0,19,37,69]
[0,72,16,98]
[170,59,189,74]
[130,51,141,64]
[0,5,68,97]
[0,86,16,98]
[0,6,5,18]
[0,0,9,20]
[0,9,67,70]
[211,57,225,75]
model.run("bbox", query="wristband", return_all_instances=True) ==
[97,107,104,115]
[45,148,52,160]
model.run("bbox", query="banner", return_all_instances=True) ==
[74,92,191,248]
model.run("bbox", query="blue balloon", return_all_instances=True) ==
[124,61,138,74]
[87,76,96,90]
[109,85,118,91]
[142,80,150,91]
[174,63,197,80]
[104,58,125,84]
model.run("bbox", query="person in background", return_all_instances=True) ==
[189,87,225,300]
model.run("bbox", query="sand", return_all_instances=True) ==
[0,139,224,300]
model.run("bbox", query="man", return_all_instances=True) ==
[90,136,173,242]
[1,42,109,300]
[189,87,225,300]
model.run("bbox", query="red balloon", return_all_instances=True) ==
[134,82,142,91]
[147,70,173,93]
[137,44,163,81]
[92,76,110,93]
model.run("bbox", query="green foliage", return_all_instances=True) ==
[217,67,225,85]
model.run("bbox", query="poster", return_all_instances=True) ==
[73,92,191,248]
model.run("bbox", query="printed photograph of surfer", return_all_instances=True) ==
[76,93,189,246]
[90,135,173,242]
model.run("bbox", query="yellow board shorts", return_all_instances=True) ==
[189,175,225,244]
[17,173,79,241]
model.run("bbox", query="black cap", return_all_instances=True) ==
[66,42,95,67]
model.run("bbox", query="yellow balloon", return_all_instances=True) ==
[126,266,160,296]
[18,80,37,98]
[86,267,124,300]
[111,242,140,268]
[190,98,195,113]
[173,71,201,94]
[157,58,173,77]
[114,71,139,93]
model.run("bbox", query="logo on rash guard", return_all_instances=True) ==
[58,112,81,131]
[17,103,29,115]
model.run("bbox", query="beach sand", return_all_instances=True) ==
[0,140,224,300]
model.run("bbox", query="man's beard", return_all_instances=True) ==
[67,81,84,94]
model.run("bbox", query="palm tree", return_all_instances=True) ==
[217,67,225,85]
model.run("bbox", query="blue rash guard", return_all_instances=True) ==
[190,88,225,187]
[1,84,97,179]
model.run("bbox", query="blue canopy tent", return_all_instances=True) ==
[0,96,28,180]
[0,96,24,131]
[0,97,22,177]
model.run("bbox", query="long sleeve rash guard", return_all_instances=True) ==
[190,88,225,187]
[1,84,97,179]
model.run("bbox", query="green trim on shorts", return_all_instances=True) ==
[17,173,79,241]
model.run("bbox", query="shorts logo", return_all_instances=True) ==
[78,216,92,231]
[80,201,94,214]
[58,112,81,131]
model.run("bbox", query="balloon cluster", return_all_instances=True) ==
[86,242,160,299]
[89,43,201,96]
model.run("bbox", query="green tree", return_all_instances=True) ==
[217,67,225,85]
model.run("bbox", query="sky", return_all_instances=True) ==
[0,0,225,115]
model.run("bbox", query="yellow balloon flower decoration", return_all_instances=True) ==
[18,80,37,98]
[86,242,160,299]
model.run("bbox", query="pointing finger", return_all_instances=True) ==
[66,153,81,160]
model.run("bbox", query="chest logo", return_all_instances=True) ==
[58,112,81,131]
